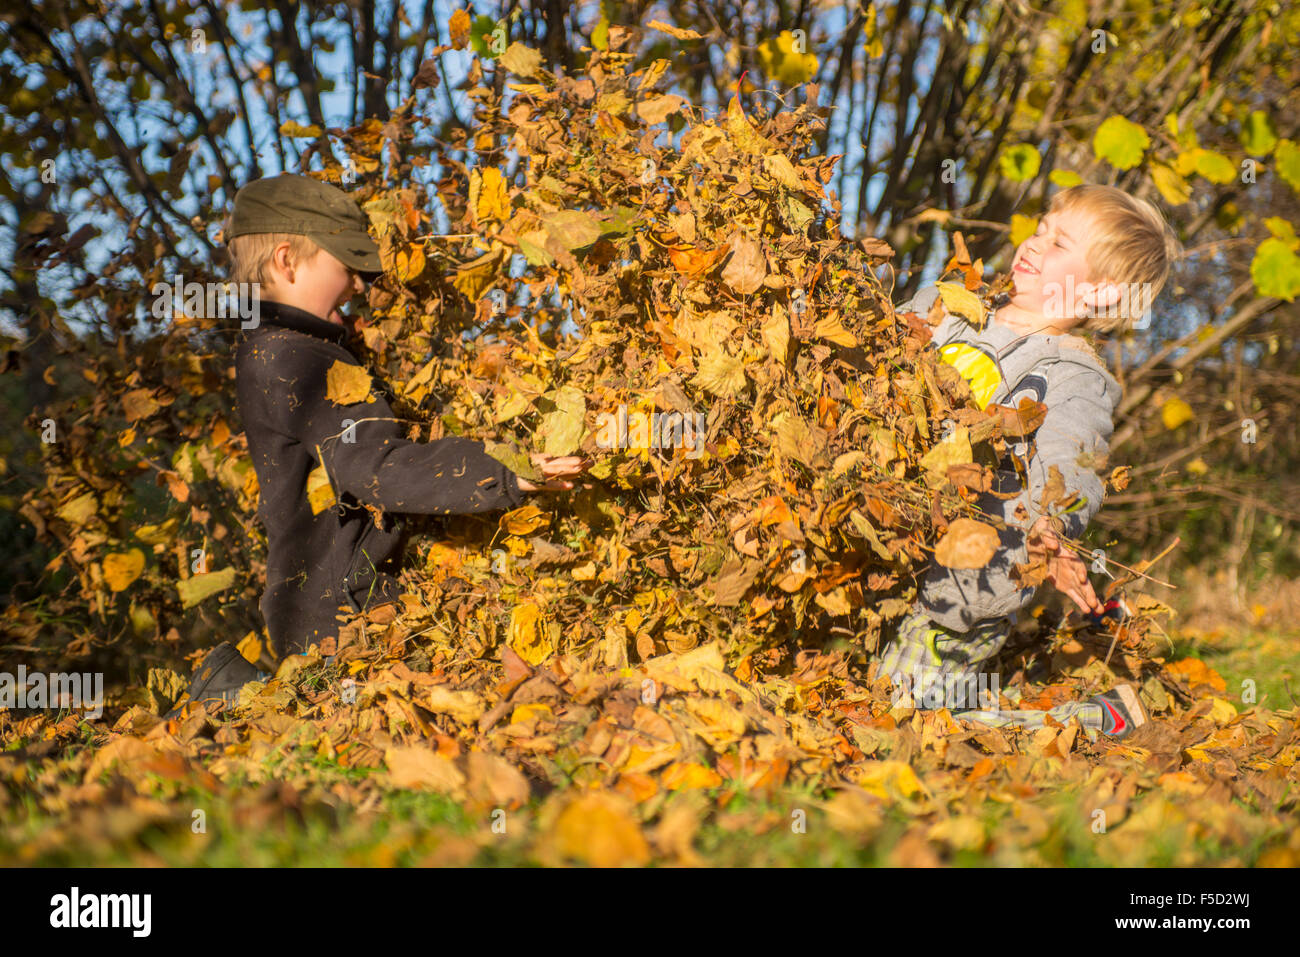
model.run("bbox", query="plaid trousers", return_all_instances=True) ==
[874,606,1106,733]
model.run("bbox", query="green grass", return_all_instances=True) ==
[1169,625,1300,711]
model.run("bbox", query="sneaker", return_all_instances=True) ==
[164,643,272,719]
[1090,684,1148,739]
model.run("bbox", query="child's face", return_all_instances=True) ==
[267,243,363,325]
[1008,207,1112,330]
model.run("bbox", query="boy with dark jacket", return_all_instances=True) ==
[171,174,582,714]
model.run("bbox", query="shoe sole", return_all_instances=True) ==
[1114,683,1148,730]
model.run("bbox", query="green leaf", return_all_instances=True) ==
[1250,238,1300,301]
[1275,139,1300,194]
[482,441,543,481]
[1263,217,1298,247]
[1193,149,1237,184]
[998,144,1041,182]
[1239,110,1278,156]
[537,386,587,457]
[543,210,603,251]
[470,15,505,59]
[1093,115,1150,170]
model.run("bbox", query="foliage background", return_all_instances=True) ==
[3,0,1298,664]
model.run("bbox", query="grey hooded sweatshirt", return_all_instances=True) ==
[896,284,1124,632]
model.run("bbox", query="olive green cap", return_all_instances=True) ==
[229,173,382,274]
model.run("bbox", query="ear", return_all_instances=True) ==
[1077,279,1122,316]
[268,241,296,284]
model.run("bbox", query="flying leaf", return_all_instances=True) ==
[691,349,747,398]
[722,234,766,294]
[933,518,1000,569]
[537,385,587,456]
[499,42,542,78]
[325,361,374,405]
[306,464,337,514]
[471,167,511,223]
[646,20,704,41]
[177,566,237,609]
[935,281,987,329]
[1160,396,1194,430]
[1093,115,1150,170]
[999,144,1041,182]
[637,94,685,125]
[103,549,145,592]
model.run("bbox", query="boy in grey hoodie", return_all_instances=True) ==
[876,184,1182,739]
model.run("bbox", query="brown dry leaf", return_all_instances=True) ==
[722,233,767,295]
[122,388,160,422]
[385,746,466,795]
[637,94,685,125]
[934,518,1000,569]
[465,750,530,808]
[646,20,704,41]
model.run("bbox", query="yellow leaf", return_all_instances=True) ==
[236,630,263,665]
[721,234,766,294]
[500,504,550,536]
[853,760,926,803]
[550,793,651,867]
[498,42,542,78]
[645,20,704,41]
[103,549,145,592]
[176,566,237,609]
[448,8,471,48]
[57,491,97,526]
[325,360,374,405]
[762,303,790,364]
[1009,214,1039,247]
[1150,161,1191,205]
[385,746,466,794]
[691,348,747,398]
[306,464,337,514]
[761,152,802,190]
[661,761,723,790]
[1160,396,1194,430]
[453,247,507,301]
[122,388,160,422]
[935,281,987,329]
[508,601,553,666]
[636,94,685,125]
[919,425,972,484]
[813,313,858,347]
[1208,697,1238,724]
[279,120,322,138]
[425,686,484,724]
[757,30,820,86]
[471,167,511,224]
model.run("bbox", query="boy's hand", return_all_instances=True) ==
[516,454,589,492]
[1026,517,1103,617]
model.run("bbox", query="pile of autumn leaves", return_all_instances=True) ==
[339,35,1051,678]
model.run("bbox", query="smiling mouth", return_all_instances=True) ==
[1014,260,1039,275]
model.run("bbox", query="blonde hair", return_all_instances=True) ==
[1047,184,1183,333]
[224,224,322,287]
